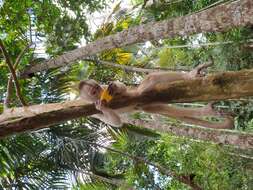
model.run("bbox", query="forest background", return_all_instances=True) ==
[0,0,253,189]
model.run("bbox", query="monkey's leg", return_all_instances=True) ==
[137,62,213,94]
[142,103,221,118]
[174,115,234,129]
[137,71,189,94]
[142,103,234,129]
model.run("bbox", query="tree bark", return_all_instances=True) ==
[0,69,253,142]
[127,119,253,150]
[20,0,253,78]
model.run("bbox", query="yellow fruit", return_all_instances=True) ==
[100,89,113,102]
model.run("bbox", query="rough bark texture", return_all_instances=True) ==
[128,119,253,150]
[1,69,253,140]
[20,0,253,78]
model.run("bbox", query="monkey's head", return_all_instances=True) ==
[79,79,103,103]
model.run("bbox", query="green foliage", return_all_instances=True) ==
[157,47,191,68]
[217,100,253,131]
[139,0,227,21]
[74,182,113,190]
[0,0,108,105]
[0,0,106,55]
[0,134,69,189]
[100,132,253,190]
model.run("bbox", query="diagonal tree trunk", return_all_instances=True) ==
[20,0,253,78]
[127,119,253,150]
[1,69,253,144]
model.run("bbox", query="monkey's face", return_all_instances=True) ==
[79,81,103,103]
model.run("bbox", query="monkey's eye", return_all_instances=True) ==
[91,88,96,95]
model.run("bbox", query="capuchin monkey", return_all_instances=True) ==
[79,63,234,129]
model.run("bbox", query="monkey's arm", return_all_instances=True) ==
[94,101,122,127]
[107,81,127,95]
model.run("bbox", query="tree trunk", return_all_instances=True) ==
[20,0,253,78]
[1,69,253,141]
[127,119,253,150]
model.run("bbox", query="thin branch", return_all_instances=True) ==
[73,169,132,188]
[227,152,253,160]
[197,0,228,13]
[143,0,185,8]
[142,0,149,8]
[0,40,27,107]
[28,12,33,44]
[164,39,253,49]
[4,43,31,109]
[4,77,14,109]
[126,118,253,150]
[84,58,189,73]
[14,43,31,67]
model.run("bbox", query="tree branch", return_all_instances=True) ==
[0,40,27,107]
[20,0,253,78]
[126,119,253,150]
[0,69,253,147]
[84,59,189,73]
[74,170,130,188]
[4,43,31,109]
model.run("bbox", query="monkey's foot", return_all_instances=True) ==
[189,60,213,78]
[202,102,219,116]
[220,115,235,129]
[203,102,235,129]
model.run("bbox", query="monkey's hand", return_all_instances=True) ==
[100,82,122,103]
[95,99,108,112]
[94,99,122,127]
[100,81,127,103]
